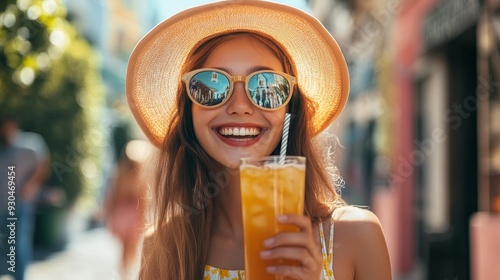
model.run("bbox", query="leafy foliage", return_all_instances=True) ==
[0,0,105,207]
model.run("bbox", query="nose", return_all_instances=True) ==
[225,81,254,115]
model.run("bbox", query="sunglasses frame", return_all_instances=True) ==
[181,68,297,111]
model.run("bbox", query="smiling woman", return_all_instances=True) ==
[190,34,289,168]
[126,1,391,280]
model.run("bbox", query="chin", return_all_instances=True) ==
[221,158,242,170]
[213,154,248,170]
[209,148,278,170]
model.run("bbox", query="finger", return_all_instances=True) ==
[267,215,318,257]
[277,214,313,234]
[264,232,309,248]
[267,265,305,279]
[260,247,321,266]
[266,262,320,279]
[264,233,321,259]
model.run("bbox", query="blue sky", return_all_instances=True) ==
[144,0,311,30]
[156,0,311,19]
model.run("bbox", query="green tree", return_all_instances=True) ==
[0,0,105,214]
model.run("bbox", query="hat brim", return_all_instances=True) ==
[127,0,349,147]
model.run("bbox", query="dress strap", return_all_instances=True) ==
[319,210,336,279]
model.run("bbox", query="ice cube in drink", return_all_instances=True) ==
[240,156,305,279]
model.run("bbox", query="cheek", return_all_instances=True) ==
[264,110,287,142]
[267,108,286,128]
[191,106,207,143]
[191,105,217,142]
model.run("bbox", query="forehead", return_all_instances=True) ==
[202,35,284,73]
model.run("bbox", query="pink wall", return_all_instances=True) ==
[382,0,437,274]
[470,212,500,280]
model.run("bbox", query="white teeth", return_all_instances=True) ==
[218,127,261,136]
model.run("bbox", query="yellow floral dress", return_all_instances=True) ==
[203,215,335,280]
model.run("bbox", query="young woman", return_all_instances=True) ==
[126,1,391,279]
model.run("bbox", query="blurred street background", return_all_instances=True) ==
[1,0,499,279]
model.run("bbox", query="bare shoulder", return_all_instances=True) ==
[333,206,392,280]
[333,205,386,249]
[334,206,383,227]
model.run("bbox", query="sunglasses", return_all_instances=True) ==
[182,68,296,110]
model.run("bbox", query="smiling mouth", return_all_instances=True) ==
[217,127,263,140]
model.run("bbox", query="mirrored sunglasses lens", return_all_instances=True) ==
[248,72,290,109]
[189,71,230,106]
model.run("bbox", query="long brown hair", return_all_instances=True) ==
[139,32,345,280]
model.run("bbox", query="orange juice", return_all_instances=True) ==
[240,156,306,280]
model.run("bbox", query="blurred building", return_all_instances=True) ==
[60,0,146,227]
[63,0,143,103]
[311,0,499,279]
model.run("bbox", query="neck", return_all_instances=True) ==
[212,166,243,241]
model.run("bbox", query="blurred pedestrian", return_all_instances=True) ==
[0,115,50,280]
[104,140,152,279]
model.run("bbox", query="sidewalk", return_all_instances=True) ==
[26,227,122,280]
[0,208,132,280]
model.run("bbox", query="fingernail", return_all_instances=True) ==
[260,250,271,257]
[263,238,275,247]
[277,215,288,222]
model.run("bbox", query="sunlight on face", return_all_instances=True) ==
[192,35,287,169]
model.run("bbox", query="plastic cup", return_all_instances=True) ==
[240,156,306,279]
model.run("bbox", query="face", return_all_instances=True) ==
[192,35,287,169]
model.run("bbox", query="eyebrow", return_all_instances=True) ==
[212,65,276,75]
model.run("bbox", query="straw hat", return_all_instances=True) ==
[127,0,349,147]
